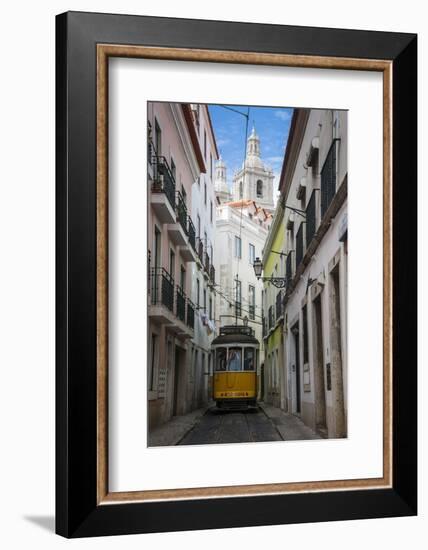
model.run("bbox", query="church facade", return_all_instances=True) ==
[232,127,275,211]
[214,126,274,395]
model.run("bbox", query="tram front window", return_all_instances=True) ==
[216,348,227,371]
[227,347,242,371]
[244,348,255,371]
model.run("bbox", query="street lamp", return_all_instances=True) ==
[253,257,263,278]
[252,257,287,288]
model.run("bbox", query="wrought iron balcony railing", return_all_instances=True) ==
[188,216,196,251]
[204,251,210,273]
[187,300,195,329]
[176,285,186,322]
[150,267,174,312]
[151,155,176,211]
[196,237,204,263]
[175,191,188,235]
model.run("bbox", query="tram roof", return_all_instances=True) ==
[211,333,259,346]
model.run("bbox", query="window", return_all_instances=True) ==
[248,285,255,320]
[209,296,213,320]
[204,182,207,205]
[149,334,157,391]
[234,236,242,258]
[197,214,201,238]
[321,141,337,217]
[235,279,242,317]
[228,347,242,371]
[210,201,213,223]
[256,179,263,197]
[180,266,186,291]
[181,185,187,206]
[296,223,304,269]
[204,129,207,159]
[154,118,161,156]
[169,249,175,279]
[203,289,207,313]
[239,181,243,199]
[249,243,255,264]
[210,153,213,180]
[306,191,316,247]
[244,348,255,371]
[215,348,227,371]
[302,304,309,364]
[196,279,200,310]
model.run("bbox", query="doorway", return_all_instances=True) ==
[173,345,182,416]
[291,323,301,414]
[330,264,346,437]
[313,295,327,436]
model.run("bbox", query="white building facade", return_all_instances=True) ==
[263,108,348,438]
[188,104,219,408]
[147,102,206,430]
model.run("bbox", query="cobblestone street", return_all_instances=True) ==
[179,404,321,445]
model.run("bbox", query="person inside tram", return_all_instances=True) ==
[216,348,227,371]
[227,348,242,371]
[244,349,255,370]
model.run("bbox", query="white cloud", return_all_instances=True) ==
[274,110,292,122]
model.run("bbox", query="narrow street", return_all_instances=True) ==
[179,407,281,445]
[176,404,321,445]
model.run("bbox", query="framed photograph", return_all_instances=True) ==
[56,11,417,537]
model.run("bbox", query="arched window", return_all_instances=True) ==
[256,179,263,197]
[239,181,243,199]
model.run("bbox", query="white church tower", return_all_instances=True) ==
[214,155,231,204]
[232,126,275,211]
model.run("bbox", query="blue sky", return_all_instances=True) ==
[208,104,293,196]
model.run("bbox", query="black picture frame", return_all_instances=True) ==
[56,11,417,538]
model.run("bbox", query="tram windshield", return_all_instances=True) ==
[244,348,255,371]
[227,348,242,371]
[215,347,256,372]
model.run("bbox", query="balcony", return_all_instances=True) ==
[187,300,195,329]
[167,191,189,247]
[149,268,194,337]
[196,237,204,267]
[149,267,175,324]
[150,156,176,224]
[176,286,186,322]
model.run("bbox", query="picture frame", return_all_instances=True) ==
[56,11,417,538]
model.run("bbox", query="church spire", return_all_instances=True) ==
[246,125,260,157]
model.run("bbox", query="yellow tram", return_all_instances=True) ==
[211,325,259,410]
